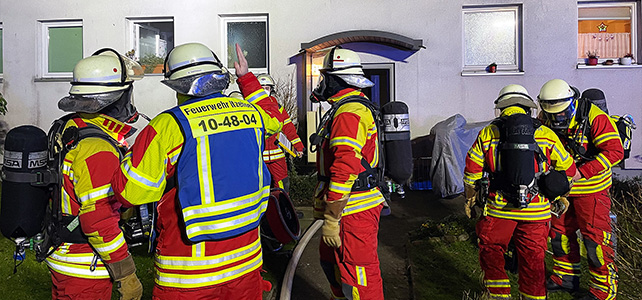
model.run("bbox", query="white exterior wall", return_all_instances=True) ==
[1,0,641,168]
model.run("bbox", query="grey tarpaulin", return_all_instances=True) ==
[429,114,490,198]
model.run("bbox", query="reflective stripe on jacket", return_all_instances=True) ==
[313,89,384,218]
[542,103,623,195]
[263,102,304,162]
[464,107,577,221]
[112,73,282,288]
[46,113,133,279]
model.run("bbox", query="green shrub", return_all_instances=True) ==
[287,160,316,207]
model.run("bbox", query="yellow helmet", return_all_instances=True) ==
[161,42,230,97]
[537,79,576,114]
[494,84,536,109]
[257,74,275,86]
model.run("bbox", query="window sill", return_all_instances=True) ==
[577,64,642,69]
[34,77,72,82]
[461,70,524,77]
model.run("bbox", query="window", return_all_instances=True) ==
[39,20,83,78]
[220,14,269,74]
[127,17,174,74]
[462,5,522,74]
[0,23,3,75]
[578,2,638,64]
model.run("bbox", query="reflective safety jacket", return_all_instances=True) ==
[541,103,623,196]
[112,73,282,289]
[464,107,577,221]
[313,89,385,219]
[46,113,133,279]
[263,99,304,163]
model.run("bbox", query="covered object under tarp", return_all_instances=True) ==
[429,114,490,198]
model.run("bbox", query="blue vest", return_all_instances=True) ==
[167,93,271,242]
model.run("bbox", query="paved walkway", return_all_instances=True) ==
[288,190,465,300]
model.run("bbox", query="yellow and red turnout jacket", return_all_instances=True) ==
[46,113,133,279]
[464,107,577,221]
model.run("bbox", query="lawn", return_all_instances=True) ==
[0,238,156,300]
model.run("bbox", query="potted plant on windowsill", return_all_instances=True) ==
[620,53,635,65]
[586,51,599,66]
[486,62,497,73]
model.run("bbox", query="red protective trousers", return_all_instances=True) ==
[319,205,384,300]
[549,190,617,300]
[266,159,288,190]
[152,269,269,300]
[476,216,549,299]
[50,270,112,300]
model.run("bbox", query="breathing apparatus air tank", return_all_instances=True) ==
[1,125,49,240]
[380,101,413,184]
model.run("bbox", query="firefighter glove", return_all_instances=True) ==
[464,183,478,219]
[105,255,143,300]
[321,215,342,248]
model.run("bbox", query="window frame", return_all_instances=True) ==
[577,1,638,65]
[461,5,523,74]
[0,22,4,77]
[38,20,83,79]
[219,14,269,74]
[127,17,174,60]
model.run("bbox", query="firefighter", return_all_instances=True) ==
[539,79,622,300]
[111,43,282,300]
[50,49,143,299]
[257,73,304,192]
[311,47,385,300]
[464,84,577,300]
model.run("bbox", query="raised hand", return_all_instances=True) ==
[234,43,249,78]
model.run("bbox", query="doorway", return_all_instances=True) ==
[362,63,395,108]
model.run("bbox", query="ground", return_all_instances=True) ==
[288,190,463,299]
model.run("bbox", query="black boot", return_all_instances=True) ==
[577,293,599,300]
[546,278,578,293]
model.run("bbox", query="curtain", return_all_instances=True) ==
[578,32,631,58]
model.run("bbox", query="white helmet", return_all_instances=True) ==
[228,91,244,100]
[319,47,373,89]
[538,79,579,129]
[161,42,230,97]
[59,48,143,114]
[494,84,536,110]
[257,74,275,86]
[538,79,576,114]
[69,48,143,95]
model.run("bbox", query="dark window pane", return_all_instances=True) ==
[227,21,267,68]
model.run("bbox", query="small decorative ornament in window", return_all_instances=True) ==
[597,22,608,32]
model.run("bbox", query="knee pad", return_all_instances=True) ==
[583,238,605,268]
[550,231,570,257]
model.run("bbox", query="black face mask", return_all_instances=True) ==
[309,73,351,103]
[99,86,139,123]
